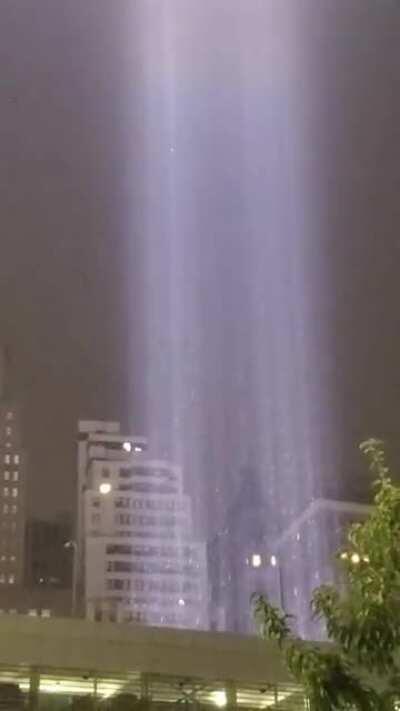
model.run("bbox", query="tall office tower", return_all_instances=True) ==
[78,421,208,628]
[264,499,371,640]
[0,347,27,589]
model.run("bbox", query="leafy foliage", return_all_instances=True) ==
[253,439,400,711]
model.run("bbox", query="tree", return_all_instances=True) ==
[252,439,400,711]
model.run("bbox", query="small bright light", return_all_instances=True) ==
[212,692,227,708]
[251,554,262,568]
[363,555,370,563]
[134,445,143,453]
[270,555,278,567]
[178,598,185,606]
[340,552,348,560]
[122,442,132,453]
[99,482,112,495]
[351,553,360,564]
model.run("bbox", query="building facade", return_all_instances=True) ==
[0,348,27,590]
[78,421,208,629]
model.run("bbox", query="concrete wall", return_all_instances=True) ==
[0,616,290,686]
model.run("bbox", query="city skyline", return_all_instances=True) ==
[1,0,400,635]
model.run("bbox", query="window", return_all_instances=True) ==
[11,505,17,515]
[5,427,12,437]
[13,455,19,465]
[0,575,5,584]
[9,555,15,563]
[4,471,9,481]
[3,488,9,498]
[12,472,18,482]
[6,412,13,421]
[3,455,10,465]
[8,574,15,584]
[41,609,51,618]
[28,609,37,617]
[11,488,18,498]
[2,505,8,515]
[0,556,6,563]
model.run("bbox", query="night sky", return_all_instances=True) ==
[1,1,400,526]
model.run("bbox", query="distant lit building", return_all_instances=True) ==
[0,347,27,589]
[267,498,372,640]
[78,421,208,629]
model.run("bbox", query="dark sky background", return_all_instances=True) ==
[1,0,400,524]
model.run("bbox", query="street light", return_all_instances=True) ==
[64,540,78,617]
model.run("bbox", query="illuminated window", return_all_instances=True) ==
[3,488,9,498]
[41,609,51,618]
[13,455,19,465]
[0,556,6,562]
[12,472,18,482]
[9,555,15,563]
[4,472,9,481]
[11,488,17,498]
[5,427,12,437]
[3,455,10,465]
[6,412,13,421]
[2,505,8,514]
[8,574,14,584]
[5,443,11,449]
[28,609,37,617]
[251,553,262,568]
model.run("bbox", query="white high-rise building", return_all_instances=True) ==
[77,421,208,629]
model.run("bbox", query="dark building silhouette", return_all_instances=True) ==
[25,515,72,589]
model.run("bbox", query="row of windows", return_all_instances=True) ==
[118,467,177,482]
[118,483,176,495]
[0,554,16,563]
[3,455,19,465]
[116,529,176,541]
[3,471,18,482]
[114,513,182,528]
[106,577,199,595]
[2,504,18,514]
[0,609,51,617]
[114,498,186,513]
[105,560,201,576]
[0,574,15,584]
[106,543,199,558]
[2,487,18,498]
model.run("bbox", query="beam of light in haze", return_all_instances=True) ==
[123,1,338,635]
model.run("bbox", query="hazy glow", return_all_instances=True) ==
[212,691,227,708]
[99,482,112,495]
